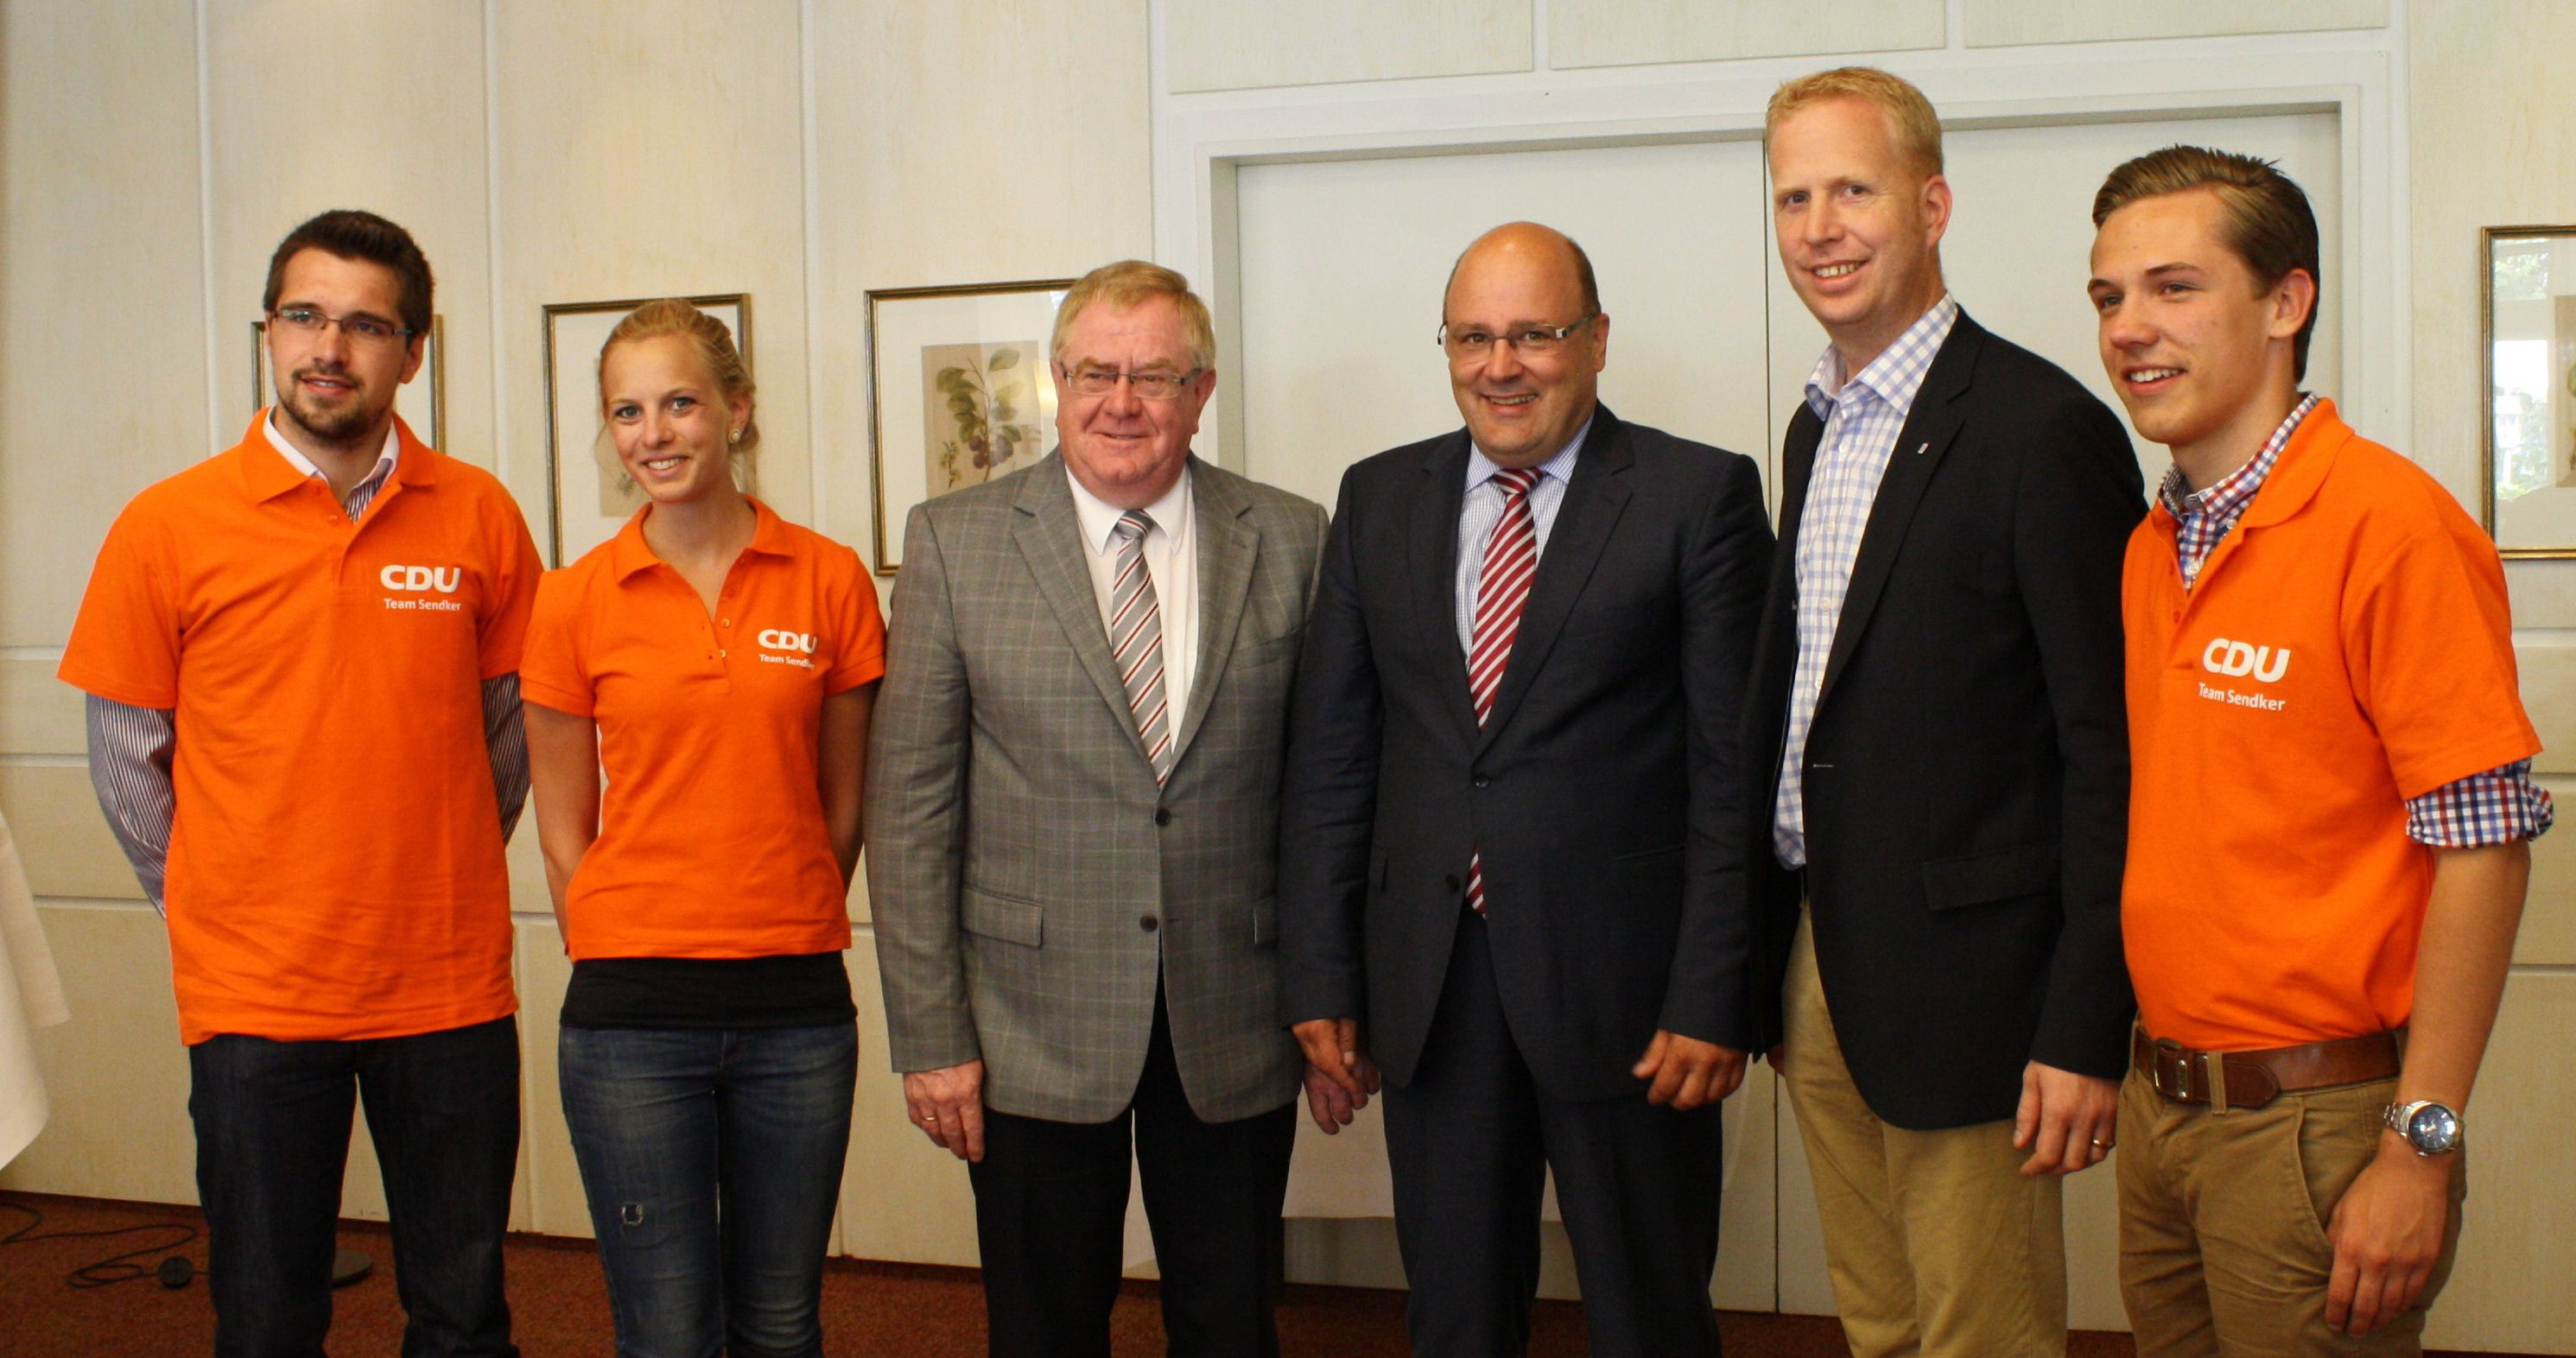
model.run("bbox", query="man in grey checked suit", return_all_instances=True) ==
[868,259,1331,1358]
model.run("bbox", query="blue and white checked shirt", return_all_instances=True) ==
[1451,421,1589,655]
[1773,296,1959,869]
[2156,396,2554,848]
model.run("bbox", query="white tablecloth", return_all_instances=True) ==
[0,809,70,1169]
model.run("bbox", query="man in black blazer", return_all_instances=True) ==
[1279,222,1773,1357]
[1747,69,2143,1358]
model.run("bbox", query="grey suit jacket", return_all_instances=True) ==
[868,451,1328,1124]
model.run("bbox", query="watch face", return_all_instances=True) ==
[2407,1102,2462,1152]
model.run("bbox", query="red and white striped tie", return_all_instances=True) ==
[1108,511,1176,784]
[1464,466,1541,914]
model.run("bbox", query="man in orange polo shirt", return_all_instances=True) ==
[2089,147,2550,1353]
[60,210,539,1356]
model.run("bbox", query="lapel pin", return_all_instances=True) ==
[1914,442,1928,456]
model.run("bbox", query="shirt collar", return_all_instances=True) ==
[2155,392,2320,522]
[608,496,790,581]
[263,409,399,491]
[1467,414,1592,494]
[1068,461,1193,557]
[1802,295,1960,423]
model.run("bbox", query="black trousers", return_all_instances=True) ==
[1385,913,1725,1358]
[967,985,1298,1358]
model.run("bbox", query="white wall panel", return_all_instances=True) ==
[807,0,1152,567]
[2421,971,2576,1351]
[201,1,497,470]
[1166,0,1528,94]
[0,906,195,1203]
[2519,776,2575,965]
[488,0,810,549]
[836,932,981,1266]
[0,661,83,757]
[1551,0,1941,72]
[0,766,147,903]
[2519,636,2576,775]
[0,0,207,649]
[1963,0,2387,48]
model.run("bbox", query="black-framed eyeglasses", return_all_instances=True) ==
[1060,364,1204,401]
[270,307,416,346]
[1437,314,1598,359]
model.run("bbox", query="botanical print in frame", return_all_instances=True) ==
[541,294,751,567]
[867,280,1072,574]
[2482,226,2576,558]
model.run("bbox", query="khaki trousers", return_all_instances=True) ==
[2117,1060,2467,1356]
[1780,916,2068,1358]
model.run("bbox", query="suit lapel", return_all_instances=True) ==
[1010,456,1154,769]
[1171,459,1256,763]
[1478,409,1632,750]
[1813,318,1979,708]
[1407,433,1480,744]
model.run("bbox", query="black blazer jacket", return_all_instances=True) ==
[1279,405,1773,1102]
[1746,312,2145,1130]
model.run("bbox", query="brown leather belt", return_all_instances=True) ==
[2132,1028,2402,1112]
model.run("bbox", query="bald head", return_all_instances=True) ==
[1443,222,1601,320]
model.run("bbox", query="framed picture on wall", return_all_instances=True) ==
[2482,225,2576,558]
[253,314,445,450]
[866,278,1073,574]
[541,294,752,567]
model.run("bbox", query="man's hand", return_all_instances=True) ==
[2325,1138,2452,1337]
[1632,1031,1748,1109]
[1302,1061,1374,1133]
[903,1060,987,1163]
[1293,1018,1381,1099]
[2012,1061,2119,1176]
[1765,1044,1786,1076]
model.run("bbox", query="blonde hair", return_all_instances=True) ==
[1766,67,1945,182]
[1049,261,1216,371]
[2091,145,2322,381]
[598,298,758,492]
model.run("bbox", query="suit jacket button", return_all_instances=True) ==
[1139,915,1160,932]
[1154,808,1171,826]
[1443,875,1461,894]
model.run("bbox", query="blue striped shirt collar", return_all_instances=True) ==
[1467,415,1592,496]
[1802,295,1960,425]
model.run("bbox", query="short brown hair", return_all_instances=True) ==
[263,209,434,338]
[599,298,760,489]
[1766,67,1944,181]
[1050,261,1216,371]
[2092,145,2321,380]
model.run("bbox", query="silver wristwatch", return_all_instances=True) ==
[2384,1099,2465,1156]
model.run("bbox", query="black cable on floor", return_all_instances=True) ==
[0,1197,200,1289]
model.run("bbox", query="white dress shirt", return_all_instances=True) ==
[1067,463,1198,728]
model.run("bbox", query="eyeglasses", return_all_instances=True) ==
[1060,365,1204,401]
[270,307,416,346]
[1437,314,1598,360]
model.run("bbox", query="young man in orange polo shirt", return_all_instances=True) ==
[2089,147,2550,1354]
[60,211,540,1356]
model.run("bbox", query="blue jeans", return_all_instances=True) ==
[557,1023,859,1358]
[187,1015,522,1358]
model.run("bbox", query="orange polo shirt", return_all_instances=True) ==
[520,500,884,961]
[60,413,542,1044]
[2122,401,2538,1051]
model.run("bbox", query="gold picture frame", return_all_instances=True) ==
[866,279,1074,574]
[2480,225,2576,559]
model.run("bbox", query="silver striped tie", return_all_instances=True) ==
[1108,510,1176,783]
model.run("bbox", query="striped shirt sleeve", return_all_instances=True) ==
[83,694,175,914]
[483,673,529,844]
[2405,758,2556,847]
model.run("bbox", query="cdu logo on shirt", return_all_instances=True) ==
[2200,637,2290,683]
[378,564,462,593]
[757,629,817,669]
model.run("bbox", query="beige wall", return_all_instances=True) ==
[3,0,2573,1348]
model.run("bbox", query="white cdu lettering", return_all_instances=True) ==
[757,629,817,653]
[378,564,462,593]
[2199,637,2290,683]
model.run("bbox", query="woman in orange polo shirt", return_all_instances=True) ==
[522,299,883,1355]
